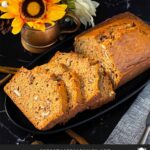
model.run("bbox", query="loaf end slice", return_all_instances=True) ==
[4,67,68,130]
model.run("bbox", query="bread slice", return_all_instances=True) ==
[32,63,84,122]
[4,67,68,130]
[93,71,115,109]
[49,51,115,109]
[32,63,68,75]
[75,12,150,88]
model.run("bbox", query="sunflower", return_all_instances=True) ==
[0,0,67,34]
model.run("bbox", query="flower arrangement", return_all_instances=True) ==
[0,0,99,34]
[64,0,100,27]
[0,0,67,34]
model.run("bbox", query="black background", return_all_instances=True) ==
[0,0,150,144]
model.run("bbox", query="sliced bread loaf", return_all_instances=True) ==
[49,52,115,109]
[32,63,84,123]
[4,67,68,130]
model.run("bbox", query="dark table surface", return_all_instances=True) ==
[0,0,150,144]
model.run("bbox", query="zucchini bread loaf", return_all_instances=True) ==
[74,12,150,88]
[4,67,68,130]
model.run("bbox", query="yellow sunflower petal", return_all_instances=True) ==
[26,22,34,28]
[46,4,67,21]
[0,13,14,19]
[46,0,60,4]
[35,23,45,32]
[12,25,22,34]
[12,17,24,27]
[11,17,24,34]
[7,4,20,16]
[27,21,46,32]
[0,6,7,12]
[51,0,61,3]
[45,20,55,26]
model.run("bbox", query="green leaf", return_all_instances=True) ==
[62,0,75,10]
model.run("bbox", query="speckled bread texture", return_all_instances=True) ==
[74,12,150,88]
[49,51,115,109]
[32,63,68,75]
[4,67,68,130]
[93,70,115,109]
[32,63,84,123]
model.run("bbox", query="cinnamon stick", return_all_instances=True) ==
[0,68,16,74]
[70,139,77,145]
[0,66,19,71]
[66,129,89,144]
[0,74,12,86]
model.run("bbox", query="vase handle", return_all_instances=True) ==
[60,12,81,34]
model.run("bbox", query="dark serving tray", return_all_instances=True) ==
[5,33,150,134]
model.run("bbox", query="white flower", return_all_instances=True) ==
[1,1,8,8]
[74,0,99,28]
[138,148,146,150]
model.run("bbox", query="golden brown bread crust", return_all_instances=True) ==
[75,12,150,88]
[75,12,150,39]
[109,30,150,87]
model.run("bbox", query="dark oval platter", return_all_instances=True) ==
[4,0,150,134]
[4,34,150,134]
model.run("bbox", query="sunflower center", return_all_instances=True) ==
[27,2,40,16]
[22,0,45,19]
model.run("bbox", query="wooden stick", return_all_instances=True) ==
[0,68,16,74]
[0,66,19,71]
[70,139,77,145]
[0,74,12,86]
[31,141,43,145]
[66,129,89,144]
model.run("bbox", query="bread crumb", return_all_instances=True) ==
[46,100,50,104]
[100,44,106,49]
[41,106,44,109]
[41,111,50,117]
[109,91,114,96]
[34,96,39,100]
